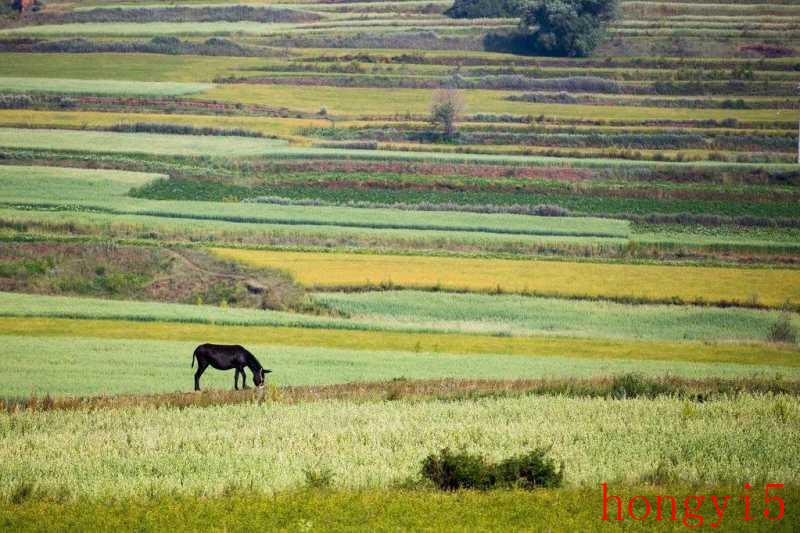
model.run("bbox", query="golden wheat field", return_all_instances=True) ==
[211,249,800,307]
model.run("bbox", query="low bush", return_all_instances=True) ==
[421,448,563,491]
[303,468,334,489]
[768,314,798,344]
[422,448,493,490]
[738,43,796,58]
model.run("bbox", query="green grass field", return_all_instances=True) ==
[4,487,800,532]
[6,333,798,397]
[0,53,263,82]
[314,290,798,341]
[3,316,798,379]
[0,128,287,156]
[0,76,212,96]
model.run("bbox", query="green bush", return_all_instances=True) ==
[769,314,798,344]
[303,468,334,489]
[421,448,563,491]
[611,373,672,399]
[494,449,564,489]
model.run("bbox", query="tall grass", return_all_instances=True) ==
[0,394,797,498]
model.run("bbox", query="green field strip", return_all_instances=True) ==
[0,53,265,83]
[0,127,796,170]
[4,335,798,398]
[197,84,799,122]
[1,317,797,367]
[0,128,288,156]
[0,77,212,96]
[0,164,630,239]
[1,290,794,343]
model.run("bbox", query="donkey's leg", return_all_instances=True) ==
[241,370,248,389]
[234,368,241,390]
[194,362,208,391]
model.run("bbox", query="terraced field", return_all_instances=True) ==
[212,248,800,306]
[0,0,798,530]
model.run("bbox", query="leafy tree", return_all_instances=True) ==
[520,0,618,57]
[429,89,464,140]
[445,0,524,19]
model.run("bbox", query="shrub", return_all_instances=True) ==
[768,314,798,344]
[421,448,494,490]
[611,373,672,399]
[303,468,334,489]
[494,449,564,489]
[108,122,264,138]
[421,448,563,491]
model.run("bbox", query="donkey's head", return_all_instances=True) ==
[254,368,273,388]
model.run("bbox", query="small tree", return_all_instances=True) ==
[521,0,618,57]
[429,89,464,140]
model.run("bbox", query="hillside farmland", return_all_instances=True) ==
[0,0,798,530]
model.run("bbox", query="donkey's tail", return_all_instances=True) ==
[191,349,196,368]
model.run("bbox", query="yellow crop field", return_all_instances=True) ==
[212,249,800,307]
[0,110,326,142]
[2,317,798,367]
[0,52,263,82]
[197,84,796,123]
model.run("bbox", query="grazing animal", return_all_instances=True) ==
[192,343,271,391]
